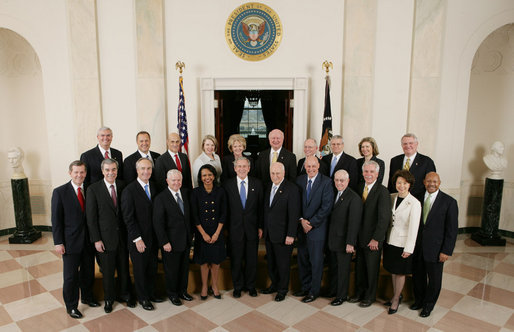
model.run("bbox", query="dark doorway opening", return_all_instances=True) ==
[214,90,294,160]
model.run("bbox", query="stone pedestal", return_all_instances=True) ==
[471,178,506,246]
[9,178,41,244]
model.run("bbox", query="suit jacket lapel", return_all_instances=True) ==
[66,182,84,213]
[425,192,441,225]
[270,182,284,208]
[100,182,117,212]
[306,175,321,205]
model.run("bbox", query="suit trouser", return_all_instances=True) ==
[128,243,158,302]
[230,238,258,291]
[97,244,131,301]
[297,238,325,296]
[355,246,382,302]
[412,249,444,310]
[162,249,189,298]
[328,250,353,299]
[62,246,96,310]
[265,238,293,294]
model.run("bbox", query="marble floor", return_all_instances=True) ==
[0,233,512,332]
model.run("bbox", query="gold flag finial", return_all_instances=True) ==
[322,60,333,76]
[176,61,185,75]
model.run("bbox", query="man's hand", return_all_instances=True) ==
[301,219,312,233]
[285,236,294,245]
[163,242,172,252]
[135,239,146,253]
[367,239,379,251]
[258,228,263,239]
[55,244,65,255]
[346,244,354,254]
[439,253,450,262]
[95,240,105,253]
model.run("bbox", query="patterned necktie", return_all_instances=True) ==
[269,185,277,206]
[176,193,184,214]
[240,180,246,208]
[423,194,432,224]
[306,179,312,200]
[104,151,109,159]
[335,191,342,204]
[330,156,338,176]
[77,187,85,212]
[272,151,278,163]
[404,158,411,170]
[144,184,151,200]
[362,185,368,202]
[110,184,117,208]
[174,154,182,172]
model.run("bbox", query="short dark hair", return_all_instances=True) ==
[136,131,151,140]
[68,160,86,172]
[197,164,217,187]
[392,169,415,188]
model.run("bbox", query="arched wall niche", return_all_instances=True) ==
[0,28,51,229]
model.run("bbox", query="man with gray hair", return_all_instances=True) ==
[297,138,328,176]
[388,133,435,202]
[81,127,124,186]
[321,135,358,191]
[349,160,390,307]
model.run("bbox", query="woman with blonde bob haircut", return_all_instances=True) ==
[356,137,385,185]
[220,134,254,183]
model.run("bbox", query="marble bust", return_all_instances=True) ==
[483,141,507,180]
[7,147,26,180]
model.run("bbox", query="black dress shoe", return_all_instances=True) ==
[180,293,193,301]
[248,288,257,297]
[274,293,286,302]
[359,300,374,307]
[384,294,402,307]
[104,300,113,313]
[170,297,182,306]
[293,290,309,297]
[67,308,83,319]
[330,298,345,306]
[301,294,316,303]
[420,307,432,317]
[348,296,362,303]
[126,298,136,308]
[150,297,165,303]
[260,287,277,294]
[140,300,154,311]
[233,289,242,298]
[81,299,100,307]
[409,303,423,310]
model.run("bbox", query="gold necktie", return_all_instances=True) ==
[272,151,278,163]
[404,158,410,170]
[362,185,368,202]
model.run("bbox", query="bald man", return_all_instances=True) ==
[297,138,328,176]
[155,133,193,191]
[256,129,297,187]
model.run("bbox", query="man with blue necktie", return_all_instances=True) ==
[321,135,359,191]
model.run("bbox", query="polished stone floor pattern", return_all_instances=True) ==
[0,233,512,332]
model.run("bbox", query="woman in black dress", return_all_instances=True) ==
[356,137,385,185]
[191,164,227,299]
[383,170,421,314]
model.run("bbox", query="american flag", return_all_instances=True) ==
[319,76,333,156]
[177,76,189,154]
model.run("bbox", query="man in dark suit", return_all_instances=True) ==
[51,160,99,319]
[321,135,359,191]
[388,133,436,201]
[123,131,161,183]
[223,157,263,298]
[155,132,192,191]
[256,129,297,187]
[410,172,458,318]
[80,127,124,186]
[297,138,328,176]
[327,170,362,306]
[153,169,193,306]
[86,158,134,313]
[121,158,160,311]
[261,162,300,302]
[294,156,333,303]
[349,160,391,307]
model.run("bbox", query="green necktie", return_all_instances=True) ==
[423,194,431,223]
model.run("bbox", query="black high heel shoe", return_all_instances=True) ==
[387,295,403,315]
[384,294,403,306]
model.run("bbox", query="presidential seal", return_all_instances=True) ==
[225,2,282,61]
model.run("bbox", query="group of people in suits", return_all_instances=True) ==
[51,126,458,320]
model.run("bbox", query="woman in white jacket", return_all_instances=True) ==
[383,169,421,315]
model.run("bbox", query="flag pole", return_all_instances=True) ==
[319,60,333,156]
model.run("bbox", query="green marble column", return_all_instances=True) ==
[471,178,506,246]
[9,178,41,244]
